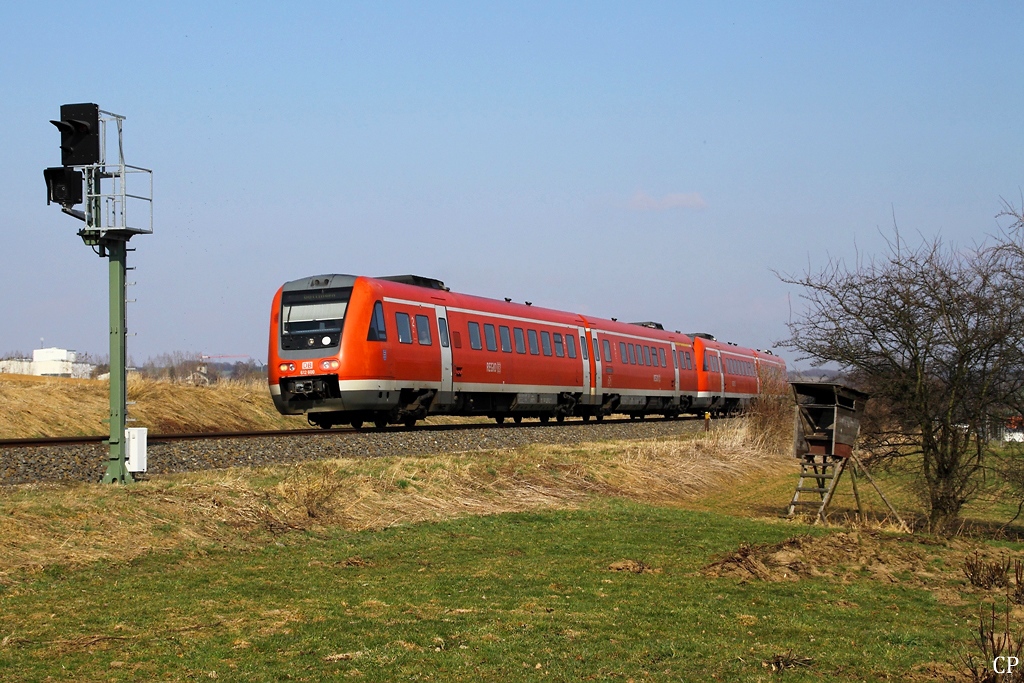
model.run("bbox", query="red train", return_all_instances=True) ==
[268,274,786,429]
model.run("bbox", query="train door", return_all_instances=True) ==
[673,344,680,395]
[590,330,603,396]
[434,305,453,403]
[577,326,591,402]
[711,349,724,395]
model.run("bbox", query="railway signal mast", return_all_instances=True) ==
[44,103,153,484]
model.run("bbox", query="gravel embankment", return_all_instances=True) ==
[0,418,706,486]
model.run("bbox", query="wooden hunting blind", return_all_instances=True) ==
[787,382,907,529]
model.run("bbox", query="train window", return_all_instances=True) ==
[658,348,666,367]
[618,342,627,362]
[415,314,432,345]
[396,312,413,344]
[484,323,498,352]
[553,333,565,357]
[602,339,612,363]
[438,318,450,348]
[580,336,588,360]
[499,326,512,353]
[541,331,553,356]
[566,334,577,358]
[702,354,707,371]
[628,344,636,365]
[514,327,527,354]
[643,346,652,366]
[468,322,482,350]
[687,351,693,370]
[528,329,540,355]
[452,330,462,348]
[367,301,387,342]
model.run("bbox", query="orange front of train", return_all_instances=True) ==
[268,274,399,418]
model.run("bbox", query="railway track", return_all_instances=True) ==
[0,415,700,449]
[0,415,706,486]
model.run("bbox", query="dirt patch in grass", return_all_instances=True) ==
[701,530,998,603]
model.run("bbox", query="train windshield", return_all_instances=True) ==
[280,287,351,349]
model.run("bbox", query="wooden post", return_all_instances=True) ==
[850,461,864,524]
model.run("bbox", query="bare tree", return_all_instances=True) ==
[779,214,1024,532]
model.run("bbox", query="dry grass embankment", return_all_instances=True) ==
[0,375,306,438]
[0,419,792,583]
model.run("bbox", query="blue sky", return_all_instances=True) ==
[2,2,1022,366]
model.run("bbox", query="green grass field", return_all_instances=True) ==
[0,498,989,682]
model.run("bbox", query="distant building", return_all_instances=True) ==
[0,348,96,379]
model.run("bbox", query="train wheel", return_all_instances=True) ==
[581,414,590,423]
[404,417,417,428]
[318,422,333,430]
[351,420,364,430]
[595,414,604,422]
[374,417,388,430]
[539,415,549,424]
[495,416,505,425]
[556,414,565,423]
[629,414,637,421]
[513,416,523,424]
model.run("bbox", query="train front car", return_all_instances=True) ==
[268,274,355,427]
[269,274,451,429]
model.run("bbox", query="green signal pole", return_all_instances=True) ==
[102,236,131,484]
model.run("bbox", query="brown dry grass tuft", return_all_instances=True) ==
[747,365,796,456]
[0,374,306,438]
[0,419,790,581]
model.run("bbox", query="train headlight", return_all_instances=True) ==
[278,362,295,372]
[320,359,340,371]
